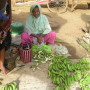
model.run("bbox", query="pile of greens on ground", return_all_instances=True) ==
[48,56,90,90]
[32,44,53,66]
[32,44,90,90]
[1,81,18,90]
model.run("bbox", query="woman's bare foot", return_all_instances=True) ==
[0,66,10,74]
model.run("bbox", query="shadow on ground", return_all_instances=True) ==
[81,13,90,23]
[81,13,90,32]
[44,12,67,32]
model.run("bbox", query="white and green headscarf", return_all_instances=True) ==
[25,4,51,34]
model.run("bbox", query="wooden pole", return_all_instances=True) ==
[71,0,82,11]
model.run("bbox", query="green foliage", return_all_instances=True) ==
[32,44,53,66]
[32,44,52,55]
[1,81,18,90]
[48,56,90,90]
[32,44,90,90]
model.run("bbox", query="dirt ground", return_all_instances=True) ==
[0,3,90,90]
[12,4,90,59]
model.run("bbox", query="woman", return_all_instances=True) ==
[0,0,11,74]
[21,4,56,46]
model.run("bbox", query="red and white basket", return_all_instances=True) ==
[19,43,32,63]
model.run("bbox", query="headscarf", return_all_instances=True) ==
[25,4,51,34]
[0,1,8,13]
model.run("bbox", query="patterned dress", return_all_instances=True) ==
[0,25,11,50]
[0,0,11,51]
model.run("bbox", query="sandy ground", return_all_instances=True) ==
[0,4,90,90]
[0,60,55,90]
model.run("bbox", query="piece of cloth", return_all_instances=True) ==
[0,19,11,50]
[0,30,11,50]
[0,0,11,51]
[0,21,11,51]
[0,11,8,20]
[25,4,51,35]
[21,32,56,44]
[0,26,11,44]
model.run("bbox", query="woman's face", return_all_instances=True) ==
[32,7,40,18]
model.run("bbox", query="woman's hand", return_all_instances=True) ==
[30,34,44,44]
[37,36,43,44]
